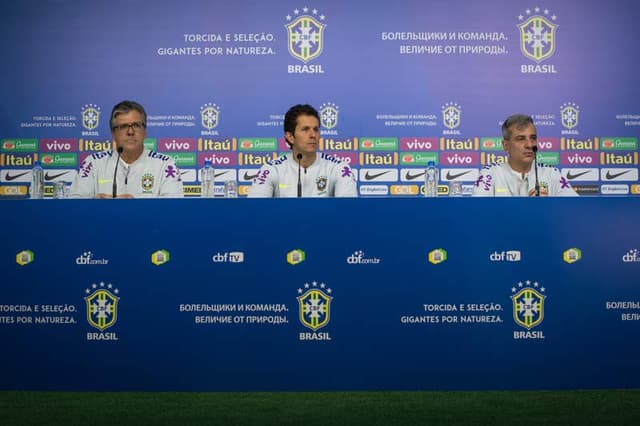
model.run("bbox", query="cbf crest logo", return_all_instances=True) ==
[316,175,328,192]
[442,102,462,131]
[320,102,339,130]
[81,104,100,131]
[141,173,154,192]
[84,282,119,332]
[560,102,580,130]
[518,7,558,63]
[200,103,220,130]
[297,281,333,340]
[285,7,326,63]
[511,280,546,339]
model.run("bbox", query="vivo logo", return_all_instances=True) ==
[40,138,78,152]
[212,251,245,263]
[46,141,71,150]
[561,152,599,165]
[165,141,190,150]
[440,152,479,165]
[490,250,521,262]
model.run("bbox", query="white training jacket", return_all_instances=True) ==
[472,162,578,196]
[248,152,357,198]
[70,148,183,198]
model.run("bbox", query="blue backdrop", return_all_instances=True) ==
[1,198,639,391]
[1,0,639,197]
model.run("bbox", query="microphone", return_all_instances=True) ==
[296,153,302,197]
[112,146,123,198]
[532,145,540,196]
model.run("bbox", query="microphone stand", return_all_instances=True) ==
[532,145,540,196]
[296,153,302,197]
[113,146,124,198]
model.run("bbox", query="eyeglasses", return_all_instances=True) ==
[112,122,146,133]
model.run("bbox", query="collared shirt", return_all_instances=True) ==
[472,162,577,197]
[248,152,357,198]
[70,148,183,198]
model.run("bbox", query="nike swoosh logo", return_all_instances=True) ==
[566,170,591,180]
[605,170,631,180]
[364,171,391,180]
[214,171,227,178]
[445,170,472,180]
[243,171,258,180]
[44,171,70,181]
[179,170,189,176]
[4,171,30,181]
[405,171,425,180]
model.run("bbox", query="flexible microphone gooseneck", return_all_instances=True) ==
[532,145,540,197]
[296,153,303,197]
[112,146,124,198]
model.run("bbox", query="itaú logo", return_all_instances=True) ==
[490,250,521,262]
[346,250,381,264]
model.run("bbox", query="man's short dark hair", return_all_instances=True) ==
[502,114,534,140]
[110,100,147,130]
[284,104,319,135]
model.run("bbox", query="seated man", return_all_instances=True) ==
[70,100,183,198]
[248,104,357,198]
[473,114,577,196]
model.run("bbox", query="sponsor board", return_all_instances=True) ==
[390,185,419,195]
[1,139,38,152]
[198,168,237,182]
[401,168,426,182]
[600,137,638,151]
[159,138,198,151]
[600,184,629,195]
[439,152,480,166]
[239,169,260,182]
[561,168,599,181]
[399,137,438,151]
[359,137,398,151]
[320,138,357,151]
[198,152,238,167]
[571,184,600,195]
[0,185,28,196]
[359,185,388,196]
[44,169,76,182]
[39,153,78,168]
[238,138,278,151]
[1,169,32,183]
[359,168,398,182]
[179,169,197,182]
[39,139,78,152]
[440,168,479,182]
[600,168,638,181]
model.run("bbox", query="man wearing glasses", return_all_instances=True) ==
[70,100,183,198]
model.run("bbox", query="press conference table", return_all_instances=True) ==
[1,198,638,391]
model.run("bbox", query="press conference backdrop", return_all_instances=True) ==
[1,0,639,198]
[1,198,639,391]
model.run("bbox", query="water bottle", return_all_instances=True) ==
[30,161,44,199]
[200,159,214,198]
[424,161,438,197]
